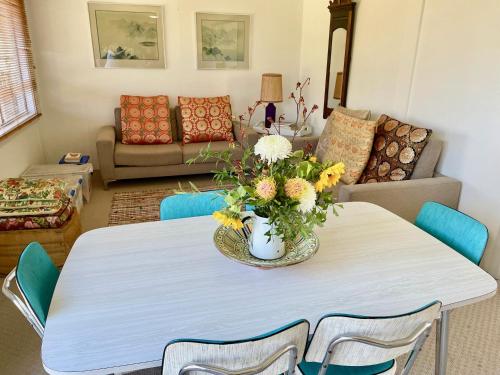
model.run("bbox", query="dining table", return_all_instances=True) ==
[41,202,497,375]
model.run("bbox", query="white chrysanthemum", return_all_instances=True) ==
[254,135,292,164]
[298,181,317,213]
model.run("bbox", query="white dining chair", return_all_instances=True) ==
[298,301,442,375]
[161,319,310,375]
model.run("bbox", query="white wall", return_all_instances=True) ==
[408,0,500,278]
[0,123,45,179]
[300,0,500,277]
[26,0,304,166]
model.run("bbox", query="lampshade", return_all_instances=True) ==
[333,72,343,100]
[260,73,283,103]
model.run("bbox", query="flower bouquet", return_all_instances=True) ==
[189,133,345,261]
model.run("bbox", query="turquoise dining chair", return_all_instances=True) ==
[160,190,228,221]
[162,319,310,375]
[298,302,441,375]
[415,201,488,265]
[1,242,60,338]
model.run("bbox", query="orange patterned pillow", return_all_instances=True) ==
[178,96,234,144]
[120,95,173,145]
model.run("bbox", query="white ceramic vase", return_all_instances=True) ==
[247,215,285,260]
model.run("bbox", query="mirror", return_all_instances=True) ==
[323,0,356,119]
[328,28,347,109]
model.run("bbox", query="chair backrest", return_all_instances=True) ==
[160,191,227,221]
[415,201,488,264]
[162,320,310,375]
[305,302,441,372]
[16,242,60,327]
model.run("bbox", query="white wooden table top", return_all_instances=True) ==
[41,202,497,375]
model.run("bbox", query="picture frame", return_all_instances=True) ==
[88,3,165,69]
[196,13,250,70]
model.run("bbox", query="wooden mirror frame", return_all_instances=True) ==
[323,0,356,119]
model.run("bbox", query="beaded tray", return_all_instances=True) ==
[213,225,320,268]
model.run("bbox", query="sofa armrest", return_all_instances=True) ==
[233,122,260,147]
[96,126,116,187]
[338,176,462,222]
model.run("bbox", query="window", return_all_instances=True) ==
[0,0,39,138]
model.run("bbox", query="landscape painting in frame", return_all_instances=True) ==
[88,3,165,69]
[196,13,250,70]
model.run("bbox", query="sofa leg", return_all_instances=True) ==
[103,180,110,190]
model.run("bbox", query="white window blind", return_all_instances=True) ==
[0,0,39,137]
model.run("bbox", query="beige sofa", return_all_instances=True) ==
[97,108,460,222]
[307,137,461,222]
[96,107,259,189]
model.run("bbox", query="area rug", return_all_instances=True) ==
[108,189,166,225]
[108,186,222,226]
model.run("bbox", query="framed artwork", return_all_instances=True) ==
[196,13,250,70]
[88,3,165,69]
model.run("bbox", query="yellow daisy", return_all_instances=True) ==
[315,162,345,192]
[213,211,244,230]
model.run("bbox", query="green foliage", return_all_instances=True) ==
[188,142,342,242]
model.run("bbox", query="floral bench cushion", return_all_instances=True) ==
[0,178,73,231]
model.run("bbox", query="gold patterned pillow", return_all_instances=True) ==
[178,96,234,144]
[358,115,432,183]
[316,111,377,185]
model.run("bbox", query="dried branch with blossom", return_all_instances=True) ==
[289,78,319,142]
[237,100,263,146]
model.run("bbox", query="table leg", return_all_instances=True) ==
[435,310,449,375]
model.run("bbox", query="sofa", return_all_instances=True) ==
[303,136,461,222]
[96,107,260,189]
[97,104,460,223]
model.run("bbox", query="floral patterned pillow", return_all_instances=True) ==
[120,95,173,145]
[316,111,377,185]
[0,178,74,231]
[0,178,68,216]
[178,96,234,144]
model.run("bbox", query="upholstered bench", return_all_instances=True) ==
[0,178,82,275]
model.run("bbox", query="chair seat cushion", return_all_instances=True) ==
[298,360,395,375]
[182,141,243,163]
[114,142,183,167]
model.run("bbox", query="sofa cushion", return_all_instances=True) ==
[178,96,234,144]
[182,141,243,163]
[358,115,432,183]
[116,107,179,142]
[335,106,371,120]
[120,95,173,145]
[0,178,73,231]
[115,142,182,167]
[316,111,377,185]
[411,139,443,179]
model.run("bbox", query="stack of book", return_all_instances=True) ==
[63,153,82,164]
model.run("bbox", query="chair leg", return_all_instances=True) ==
[435,310,450,375]
[400,326,432,375]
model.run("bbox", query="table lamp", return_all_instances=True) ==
[260,73,283,128]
